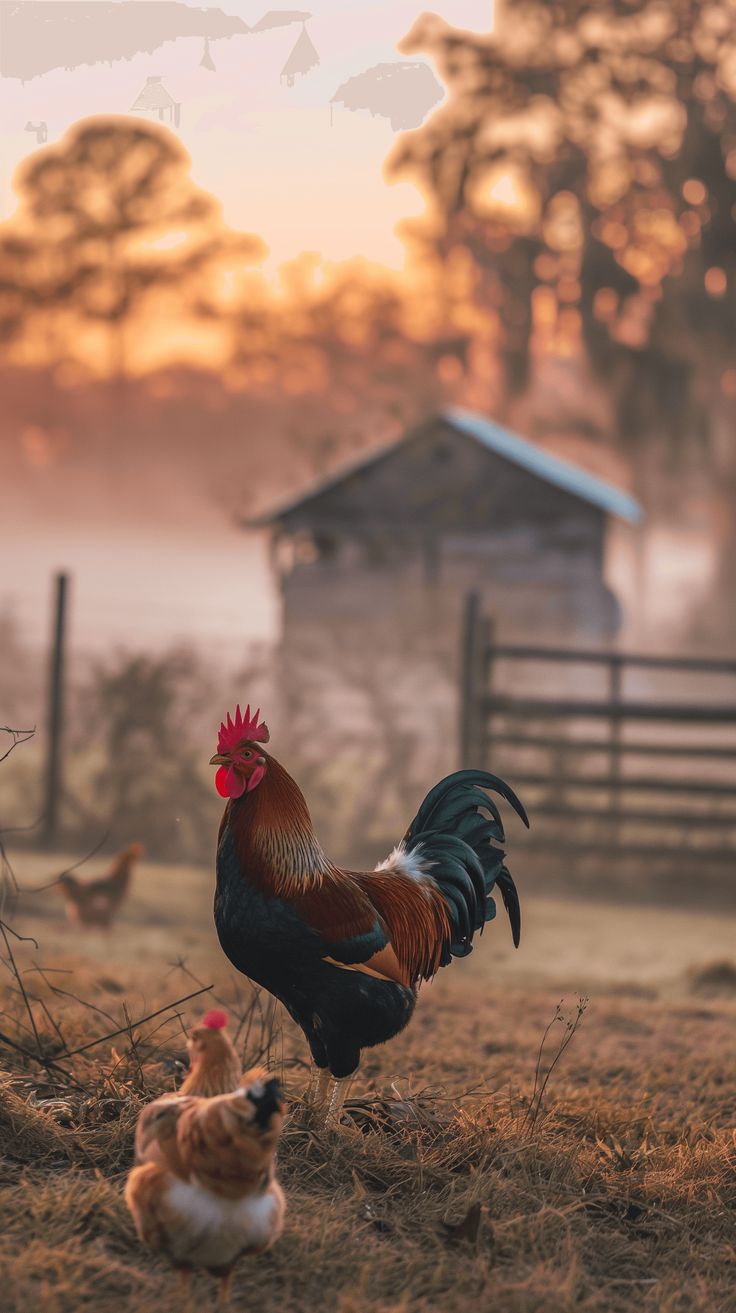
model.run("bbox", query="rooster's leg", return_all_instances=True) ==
[296,1063,331,1125]
[312,1065,332,1114]
[218,1271,233,1307]
[323,1073,354,1127]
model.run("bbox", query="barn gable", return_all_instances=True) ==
[248,410,642,531]
[445,409,641,523]
[247,409,643,649]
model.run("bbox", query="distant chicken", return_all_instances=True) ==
[209,704,528,1125]
[179,1010,241,1097]
[126,1068,285,1304]
[56,842,143,928]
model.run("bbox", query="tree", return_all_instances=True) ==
[0,117,264,377]
[214,253,471,486]
[389,2,736,460]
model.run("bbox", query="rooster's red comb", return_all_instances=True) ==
[202,1010,228,1030]
[217,704,270,753]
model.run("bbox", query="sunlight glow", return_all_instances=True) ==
[146,229,190,253]
[468,164,538,229]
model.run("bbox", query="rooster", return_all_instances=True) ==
[209,704,528,1124]
[56,841,144,928]
[126,1068,285,1305]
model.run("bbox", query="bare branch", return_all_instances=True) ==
[0,918,38,950]
[20,831,111,894]
[26,967,119,1030]
[0,1026,88,1090]
[0,919,43,1055]
[523,996,588,1135]
[0,727,35,764]
[61,985,213,1058]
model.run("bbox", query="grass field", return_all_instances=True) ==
[1,850,735,1313]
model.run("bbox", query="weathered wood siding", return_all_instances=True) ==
[273,417,618,646]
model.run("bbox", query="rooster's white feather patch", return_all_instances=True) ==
[375,843,432,882]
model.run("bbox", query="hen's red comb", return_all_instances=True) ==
[202,1009,228,1030]
[217,704,270,753]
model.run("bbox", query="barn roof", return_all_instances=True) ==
[446,408,642,522]
[246,409,643,527]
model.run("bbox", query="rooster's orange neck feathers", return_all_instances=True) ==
[228,752,332,895]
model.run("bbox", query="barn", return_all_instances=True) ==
[249,407,642,655]
[246,408,642,852]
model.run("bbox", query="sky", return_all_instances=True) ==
[0,1,494,655]
[0,0,493,271]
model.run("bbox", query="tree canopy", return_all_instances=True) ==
[0,117,264,375]
[390,1,736,455]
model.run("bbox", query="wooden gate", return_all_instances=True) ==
[459,593,736,869]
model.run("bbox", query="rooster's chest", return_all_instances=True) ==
[214,829,322,997]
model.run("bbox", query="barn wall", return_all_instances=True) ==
[274,418,618,649]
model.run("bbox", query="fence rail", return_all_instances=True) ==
[458,592,736,868]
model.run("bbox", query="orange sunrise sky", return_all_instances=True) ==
[0,1,494,271]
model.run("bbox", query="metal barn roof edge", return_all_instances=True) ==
[243,408,643,528]
[445,407,643,524]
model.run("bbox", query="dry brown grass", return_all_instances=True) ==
[0,850,734,1313]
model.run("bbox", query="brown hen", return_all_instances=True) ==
[56,842,143,928]
[126,1068,285,1305]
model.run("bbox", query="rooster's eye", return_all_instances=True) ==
[242,751,252,759]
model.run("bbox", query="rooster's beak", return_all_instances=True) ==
[209,753,228,766]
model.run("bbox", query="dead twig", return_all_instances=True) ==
[0,1026,88,1090]
[523,996,588,1135]
[0,918,38,951]
[0,727,35,765]
[61,985,213,1058]
[21,832,110,894]
[0,813,45,908]
[34,992,70,1055]
[168,956,261,1043]
[168,958,286,1070]
[121,1001,147,1090]
[26,966,119,1031]
[0,919,43,1056]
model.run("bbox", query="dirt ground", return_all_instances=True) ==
[1,850,735,1313]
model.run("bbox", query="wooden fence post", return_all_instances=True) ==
[41,573,68,848]
[609,653,623,825]
[482,615,495,769]
[459,591,486,767]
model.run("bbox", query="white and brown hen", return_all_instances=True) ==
[125,1068,285,1305]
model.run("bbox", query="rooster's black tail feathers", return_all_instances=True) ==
[404,770,528,964]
